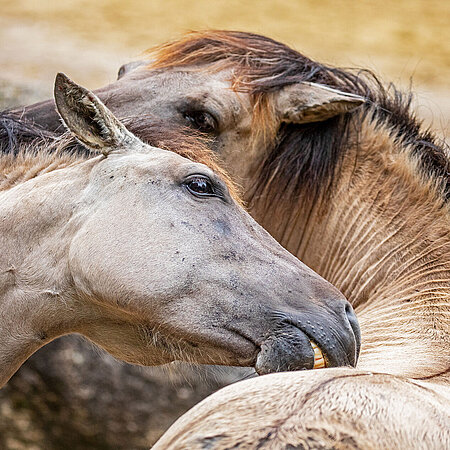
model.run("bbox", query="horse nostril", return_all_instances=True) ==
[344,302,361,361]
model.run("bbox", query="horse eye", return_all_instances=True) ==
[183,111,217,133]
[186,176,216,197]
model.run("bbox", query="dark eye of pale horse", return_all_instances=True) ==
[186,176,216,197]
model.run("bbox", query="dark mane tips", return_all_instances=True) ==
[148,30,449,202]
[0,112,61,155]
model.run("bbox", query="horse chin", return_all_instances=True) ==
[254,329,316,375]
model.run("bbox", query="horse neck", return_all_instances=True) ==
[251,118,450,381]
[0,158,94,386]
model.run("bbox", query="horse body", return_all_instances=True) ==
[252,114,450,381]
[0,74,360,387]
[144,32,449,449]
[12,31,446,381]
[154,112,450,448]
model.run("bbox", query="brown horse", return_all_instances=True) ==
[5,31,449,447]
[144,32,449,449]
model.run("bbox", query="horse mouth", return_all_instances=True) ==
[311,341,326,369]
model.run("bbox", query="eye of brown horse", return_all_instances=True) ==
[183,110,218,133]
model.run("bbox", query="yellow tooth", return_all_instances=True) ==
[311,341,326,369]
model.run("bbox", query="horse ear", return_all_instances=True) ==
[117,60,150,80]
[54,72,141,155]
[275,82,365,124]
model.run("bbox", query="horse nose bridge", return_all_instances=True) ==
[270,255,345,305]
[237,216,346,306]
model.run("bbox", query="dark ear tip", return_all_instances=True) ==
[55,72,84,100]
[54,73,89,113]
[54,73,68,103]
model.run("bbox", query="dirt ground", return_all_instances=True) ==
[0,0,449,137]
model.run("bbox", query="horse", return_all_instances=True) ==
[4,31,449,447]
[0,72,361,389]
[140,32,449,449]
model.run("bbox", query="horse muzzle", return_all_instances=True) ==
[254,299,361,375]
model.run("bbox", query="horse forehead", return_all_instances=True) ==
[129,66,248,106]
[100,149,206,179]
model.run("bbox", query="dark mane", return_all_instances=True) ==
[0,112,241,201]
[149,30,450,201]
[0,113,65,154]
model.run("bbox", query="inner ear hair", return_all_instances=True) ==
[54,72,137,155]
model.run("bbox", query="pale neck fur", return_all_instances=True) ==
[0,155,95,386]
[251,117,450,382]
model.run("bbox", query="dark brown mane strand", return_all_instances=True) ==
[0,112,64,155]
[147,30,450,202]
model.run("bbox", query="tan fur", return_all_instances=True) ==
[8,32,449,446]
[149,35,450,379]
[251,114,450,381]
[154,369,450,449]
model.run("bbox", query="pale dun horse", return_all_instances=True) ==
[0,73,361,389]
[7,31,450,448]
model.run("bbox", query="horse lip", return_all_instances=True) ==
[272,314,357,368]
[301,324,355,367]
[298,329,330,367]
[229,322,332,373]
[267,318,329,363]
[289,327,330,368]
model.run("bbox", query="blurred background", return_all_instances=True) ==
[0,0,449,136]
[0,1,448,449]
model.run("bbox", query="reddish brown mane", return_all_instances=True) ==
[149,30,326,93]
[147,31,450,202]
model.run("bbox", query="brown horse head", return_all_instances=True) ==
[11,31,364,184]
